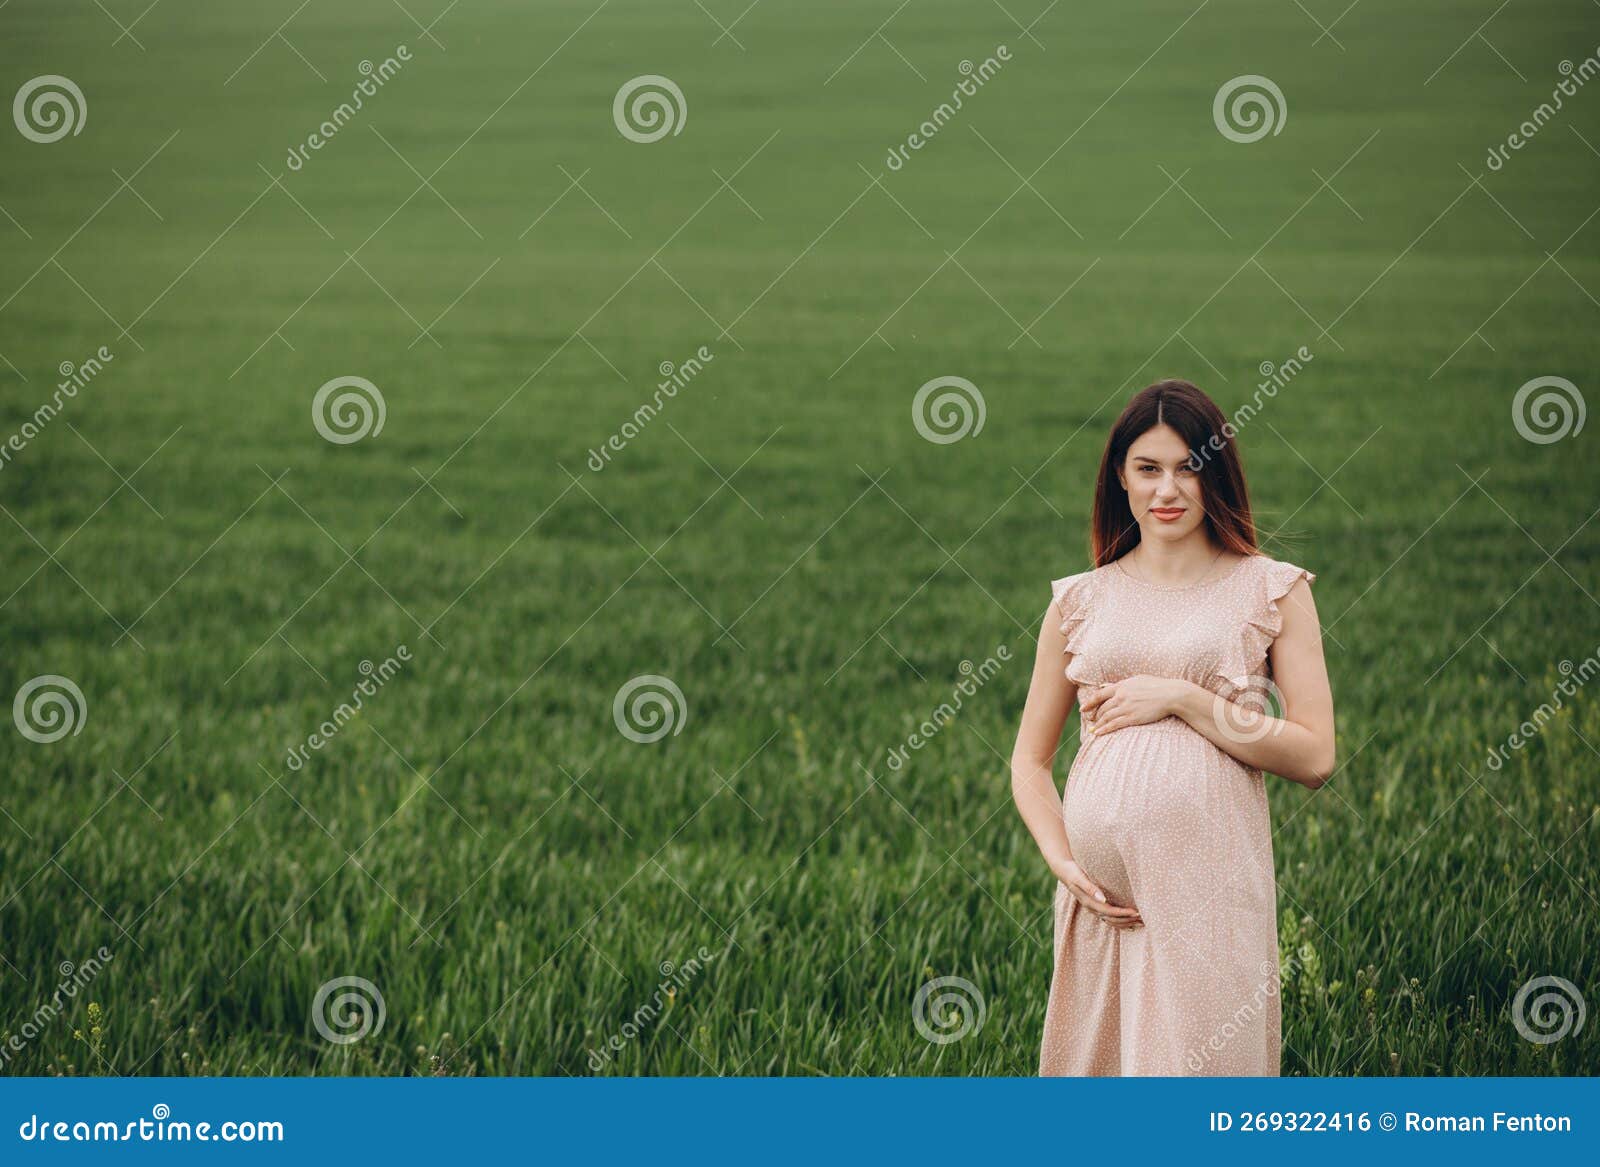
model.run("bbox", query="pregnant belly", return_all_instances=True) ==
[1062,716,1255,909]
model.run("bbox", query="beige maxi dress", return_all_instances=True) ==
[1037,552,1315,1076]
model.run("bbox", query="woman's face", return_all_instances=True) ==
[1117,424,1207,543]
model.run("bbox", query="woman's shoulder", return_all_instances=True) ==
[1236,553,1318,643]
[1242,551,1317,594]
[1049,560,1113,606]
[1048,562,1112,652]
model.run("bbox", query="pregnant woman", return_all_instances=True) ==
[1010,378,1337,1076]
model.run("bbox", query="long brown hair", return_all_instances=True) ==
[1089,379,1257,566]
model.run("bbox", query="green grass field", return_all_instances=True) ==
[1,0,1597,1075]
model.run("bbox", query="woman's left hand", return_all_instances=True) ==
[1080,675,1187,736]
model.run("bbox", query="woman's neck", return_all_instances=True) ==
[1126,534,1229,586]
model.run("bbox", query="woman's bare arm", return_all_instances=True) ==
[1011,601,1143,926]
[1169,576,1336,786]
[1010,604,1077,874]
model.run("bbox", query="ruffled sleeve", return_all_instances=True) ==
[1219,556,1316,689]
[1049,569,1095,659]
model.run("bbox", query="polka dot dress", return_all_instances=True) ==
[1037,552,1316,1076]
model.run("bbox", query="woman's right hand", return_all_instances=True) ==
[1052,857,1143,930]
